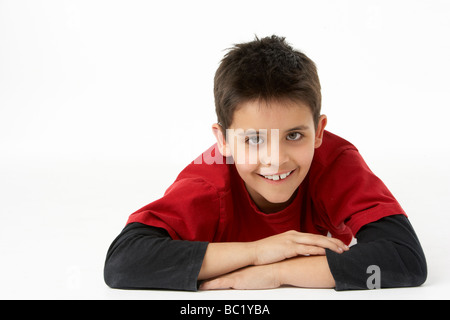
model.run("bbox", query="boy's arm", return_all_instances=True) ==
[200,215,427,290]
[281,215,426,290]
[325,214,427,290]
[198,231,348,280]
[104,223,208,291]
[197,242,254,280]
[199,255,334,290]
[104,223,348,290]
[277,256,335,288]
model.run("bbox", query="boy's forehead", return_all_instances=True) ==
[230,99,314,130]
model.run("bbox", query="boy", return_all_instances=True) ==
[104,35,426,291]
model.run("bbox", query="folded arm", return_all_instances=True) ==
[104,224,346,290]
[104,214,426,291]
[200,215,427,290]
[326,214,427,290]
[104,224,208,291]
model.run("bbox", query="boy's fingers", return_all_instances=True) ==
[294,233,348,253]
[296,245,326,256]
[199,278,231,290]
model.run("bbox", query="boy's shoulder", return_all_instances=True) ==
[313,130,359,168]
[172,144,233,194]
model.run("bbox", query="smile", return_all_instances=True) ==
[258,169,295,181]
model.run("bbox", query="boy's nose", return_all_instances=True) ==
[259,144,288,170]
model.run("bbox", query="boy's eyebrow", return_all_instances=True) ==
[284,125,310,132]
[235,129,266,136]
[234,125,310,135]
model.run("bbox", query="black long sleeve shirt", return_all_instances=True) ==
[104,214,427,291]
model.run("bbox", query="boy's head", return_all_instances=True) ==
[214,35,322,134]
[211,35,327,213]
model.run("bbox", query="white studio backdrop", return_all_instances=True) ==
[0,0,449,299]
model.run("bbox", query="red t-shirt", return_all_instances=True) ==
[127,131,405,245]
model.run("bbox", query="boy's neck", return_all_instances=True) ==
[246,185,299,214]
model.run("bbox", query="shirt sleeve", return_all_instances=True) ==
[325,214,427,290]
[126,178,221,242]
[104,222,208,291]
[312,149,406,241]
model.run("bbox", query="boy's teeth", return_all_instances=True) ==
[263,171,292,180]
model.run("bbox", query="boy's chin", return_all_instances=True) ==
[265,197,291,204]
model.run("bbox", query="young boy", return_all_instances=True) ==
[104,35,427,291]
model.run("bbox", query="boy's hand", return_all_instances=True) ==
[199,255,336,290]
[199,264,280,290]
[251,230,348,266]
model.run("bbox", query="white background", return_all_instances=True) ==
[1,0,449,299]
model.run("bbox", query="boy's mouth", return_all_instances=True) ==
[257,169,296,182]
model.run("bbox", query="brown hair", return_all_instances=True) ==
[214,35,321,134]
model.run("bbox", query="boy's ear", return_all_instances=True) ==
[212,123,232,157]
[314,115,327,149]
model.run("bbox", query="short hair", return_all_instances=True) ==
[214,35,321,134]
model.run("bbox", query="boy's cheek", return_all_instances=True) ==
[231,151,281,173]
[234,163,260,179]
[231,145,257,166]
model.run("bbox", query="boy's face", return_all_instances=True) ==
[213,99,327,213]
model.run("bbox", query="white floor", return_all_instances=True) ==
[2,0,450,301]
[1,155,449,300]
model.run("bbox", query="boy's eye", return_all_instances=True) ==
[286,132,303,141]
[246,136,264,145]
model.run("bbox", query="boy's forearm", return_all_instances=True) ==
[275,256,335,288]
[198,231,346,283]
[198,242,255,280]
[199,255,336,290]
